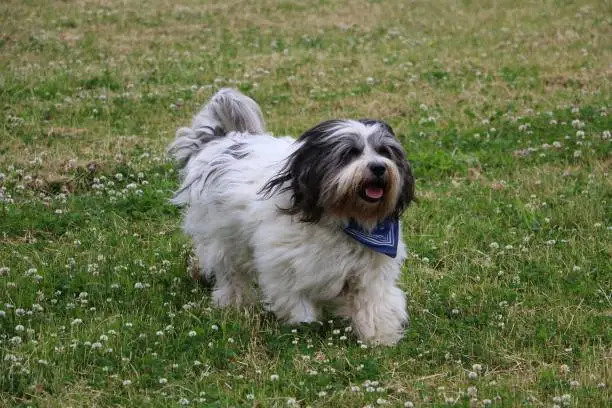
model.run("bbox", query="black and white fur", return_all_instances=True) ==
[169,89,415,345]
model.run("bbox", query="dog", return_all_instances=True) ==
[168,89,415,345]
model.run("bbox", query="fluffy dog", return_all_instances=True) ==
[168,89,414,345]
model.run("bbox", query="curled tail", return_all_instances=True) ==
[168,88,265,167]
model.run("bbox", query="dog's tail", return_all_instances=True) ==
[168,88,265,168]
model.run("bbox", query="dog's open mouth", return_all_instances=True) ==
[360,182,385,203]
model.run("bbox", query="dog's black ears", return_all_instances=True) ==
[259,121,351,223]
[258,142,326,223]
[394,163,415,217]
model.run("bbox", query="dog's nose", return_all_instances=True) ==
[368,162,386,177]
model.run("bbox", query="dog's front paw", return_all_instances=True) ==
[352,312,407,346]
[350,285,408,346]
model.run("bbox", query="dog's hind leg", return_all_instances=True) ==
[260,284,320,324]
[211,265,254,308]
[192,238,255,308]
[278,295,320,324]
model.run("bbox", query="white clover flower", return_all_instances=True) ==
[560,364,570,373]
[91,342,102,349]
[0,267,9,276]
[376,398,388,405]
[350,386,360,392]
[318,391,327,397]
[188,330,197,337]
[571,119,584,129]
[159,378,168,384]
[569,380,579,388]
[71,318,83,325]
[10,336,22,345]
[134,282,144,289]
[246,394,255,400]
[270,374,279,381]
[489,242,499,249]
[287,398,298,406]
[472,363,483,372]
[467,386,478,397]
[211,324,219,331]
[483,399,492,406]
[468,371,478,380]
[15,325,25,332]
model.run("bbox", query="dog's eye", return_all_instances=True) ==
[376,146,392,158]
[347,147,362,157]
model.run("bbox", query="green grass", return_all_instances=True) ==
[1,0,611,407]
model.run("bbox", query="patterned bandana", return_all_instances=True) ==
[343,218,399,258]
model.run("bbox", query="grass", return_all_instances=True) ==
[0,0,610,406]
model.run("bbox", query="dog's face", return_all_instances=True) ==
[262,119,414,229]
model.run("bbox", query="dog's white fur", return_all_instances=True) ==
[169,89,411,345]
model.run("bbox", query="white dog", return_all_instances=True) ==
[168,89,415,345]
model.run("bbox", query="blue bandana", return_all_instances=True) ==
[343,218,399,258]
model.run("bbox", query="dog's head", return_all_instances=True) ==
[261,119,414,229]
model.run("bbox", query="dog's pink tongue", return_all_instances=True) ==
[365,186,384,199]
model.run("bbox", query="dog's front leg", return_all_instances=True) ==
[337,271,408,346]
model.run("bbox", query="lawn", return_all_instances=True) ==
[0,0,610,407]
